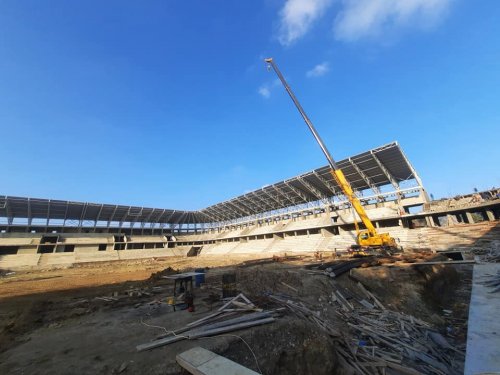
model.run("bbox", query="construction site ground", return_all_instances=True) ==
[0,254,473,375]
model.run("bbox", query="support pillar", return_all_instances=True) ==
[465,212,475,224]
[425,216,435,227]
[485,210,496,221]
[447,214,458,226]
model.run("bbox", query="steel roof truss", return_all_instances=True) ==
[226,200,253,218]
[94,204,104,229]
[140,208,156,228]
[108,205,119,226]
[27,198,32,226]
[283,181,312,203]
[272,185,299,206]
[312,171,343,201]
[260,188,285,208]
[348,158,382,196]
[249,191,277,212]
[235,196,261,214]
[296,176,329,203]
[371,151,400,191]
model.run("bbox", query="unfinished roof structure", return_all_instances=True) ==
[0,142,425,232]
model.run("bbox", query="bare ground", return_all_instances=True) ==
[0,254,472,374]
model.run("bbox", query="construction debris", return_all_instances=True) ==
[267,280,464,375]
[136,293,277,352]
[176,347,260,375]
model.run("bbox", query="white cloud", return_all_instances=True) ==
[275,0,452,45]
[258,79,281,99]
[334,0,452,42]
[278,0,334,46]
[258,86,271,99]
[306,62,330,77]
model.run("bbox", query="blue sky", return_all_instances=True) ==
[1,0,499,210]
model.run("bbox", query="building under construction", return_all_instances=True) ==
[1,140,500,374]
[1,142,498,265]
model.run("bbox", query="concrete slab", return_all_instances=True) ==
[464,263,500,375]
[176,346,259,375]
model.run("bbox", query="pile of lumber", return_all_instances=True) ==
[136,293,278,352]
[305,257,375,278]
[269,282,464,375]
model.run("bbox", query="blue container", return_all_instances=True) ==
[194,268,205,287]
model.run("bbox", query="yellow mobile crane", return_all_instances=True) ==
[265,58,397,251]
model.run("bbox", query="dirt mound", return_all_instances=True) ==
[148,267,179,281]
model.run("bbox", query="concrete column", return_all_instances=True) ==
[485,210,496,221]
[425,216,435,227]
[320,228,333,237]
[447,214,458,226]
[465,212,475,224]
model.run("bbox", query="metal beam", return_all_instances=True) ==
[260,188,285,208]
[296,176,329,202]
[46,200,51,227]
[283,181,312,202]
[78,203,88,227]
[226,200,253,218]
[202,207,225,222]
[205,206,232,222]
[199,210,219,223]
[108,205,119,227]
[5,198,13,225]
[272,185,298,206]
[150,209,167,227]
[232,197,260,215]
[27,198,32,227]
[371,151,400,191]
[348,158,382,196]
[140,208,156,228]
[94,204,104,229]
[209,204,237,221]
[312,171,344,200]
[248,192,277,212]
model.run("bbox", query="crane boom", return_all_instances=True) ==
[265,57,396,249]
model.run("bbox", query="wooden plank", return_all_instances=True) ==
[359,299,375,310]
[138,315,274,351]
[280,282,298,292]
[195,312,272,332]
[384,260,475,267]
[385,362,423,375]
[217,293,245,311]
[176,347,260,375]
[186,311,225,327]
[189,317,275,338]
[357,282,385,310]
[136,334,185,352]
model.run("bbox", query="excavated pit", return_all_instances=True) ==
[0,255,472,374]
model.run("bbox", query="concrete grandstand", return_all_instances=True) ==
[1,141,499,269]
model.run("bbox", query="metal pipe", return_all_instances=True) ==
[265,58,339,170]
